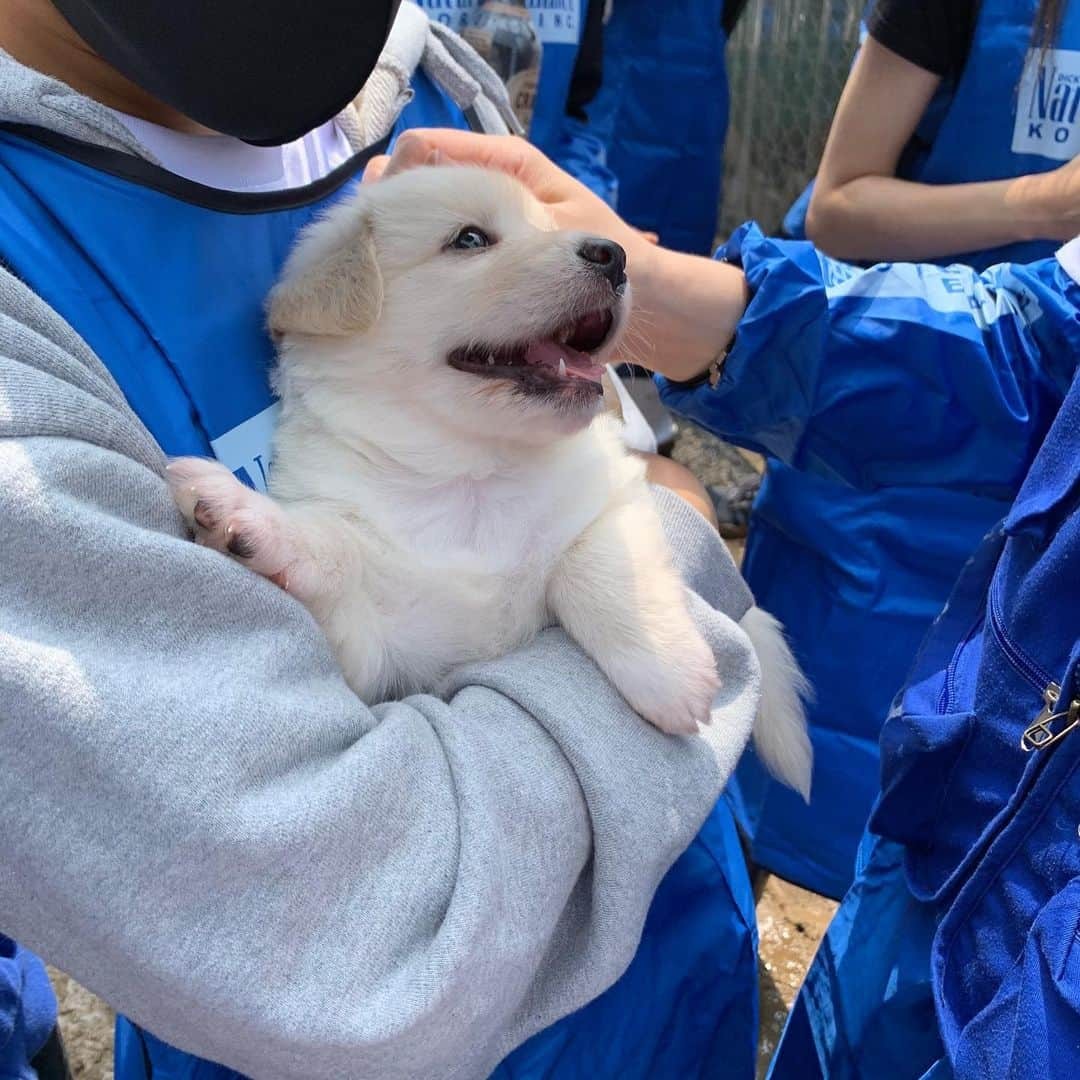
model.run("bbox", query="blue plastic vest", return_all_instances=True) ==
[670,225,1076,902]
[787,0,1080,270]
[656,227,1080,1075]
[416,0,581,159]
[585,0,729,255]
[0,76,757,1080]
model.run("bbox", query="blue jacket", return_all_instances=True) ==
[585,0,729,254]
[416,0,618,204]
[0,66,757,1080]
[730,242,1080,1078]
[746,0,1080,899]
[660,223,1078,898]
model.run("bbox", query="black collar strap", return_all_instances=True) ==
[0,122,390,215]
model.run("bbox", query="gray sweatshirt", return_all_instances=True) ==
[0,25,758,1080]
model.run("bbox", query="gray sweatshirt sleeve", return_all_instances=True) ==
[0,269,758,1080]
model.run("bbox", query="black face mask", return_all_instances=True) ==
[51,0,403,146]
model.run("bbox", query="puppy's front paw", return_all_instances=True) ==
[610,630,720,736]
[166,457,294,588]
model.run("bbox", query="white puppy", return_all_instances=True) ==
[168,165,811,793]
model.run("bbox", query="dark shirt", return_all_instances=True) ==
[565,0,606,119]
[867,0,978,78]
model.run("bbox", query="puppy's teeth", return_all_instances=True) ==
[558,358,567,377]
[487,354,494,366]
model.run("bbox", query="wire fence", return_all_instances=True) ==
[719,0,863,239]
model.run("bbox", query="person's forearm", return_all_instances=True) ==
[0,258,763,1079]
[807,173,1069,263]
[629,245,749,382]
[1,435,745,1080]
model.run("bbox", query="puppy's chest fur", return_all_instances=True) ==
[271,419,636,698]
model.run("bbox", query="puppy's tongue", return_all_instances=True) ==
[525,340,606,382]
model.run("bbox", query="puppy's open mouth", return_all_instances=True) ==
[447,307,615,395]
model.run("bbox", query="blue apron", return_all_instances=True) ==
[585,0,729,254]
[909,0,1080,270]
[0,76,757,1080]
[773,351,1080,1078]
[787,0,1080,269]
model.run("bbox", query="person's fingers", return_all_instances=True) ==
[361,154,390,184]
[391,129,551,189]
[385,134,445,178]
[639,231,660,245]
[362,140,447,184]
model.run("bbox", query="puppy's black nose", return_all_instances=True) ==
[578,238,627,290]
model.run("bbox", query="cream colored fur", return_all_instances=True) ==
[169,165,812,783]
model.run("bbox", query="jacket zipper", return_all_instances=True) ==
[938,605,986,714]
[986,580,1080,752]
[1020,681,1080,751]
[988,580,1054,690]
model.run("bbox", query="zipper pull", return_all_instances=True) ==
[1021,682,1080,751]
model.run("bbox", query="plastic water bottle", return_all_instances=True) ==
[462,1,542,133]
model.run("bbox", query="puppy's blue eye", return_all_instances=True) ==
[449,226,493,251]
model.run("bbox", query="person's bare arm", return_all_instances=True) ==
[806,37,1080,261]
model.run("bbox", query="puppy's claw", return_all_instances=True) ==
[193,499,215,530]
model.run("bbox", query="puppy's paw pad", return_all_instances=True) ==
[192,499,219,530]
[219,506,295,579]
[167,457,286,568]
[225,526,259,560]
[167,457,248,526]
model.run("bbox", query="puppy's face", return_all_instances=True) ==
[269,165,630,443]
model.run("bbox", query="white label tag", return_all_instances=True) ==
[420,0,580,45]
[1012,47,1080,161]
[209,402,279,492]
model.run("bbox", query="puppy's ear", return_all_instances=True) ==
[268,218,383,337]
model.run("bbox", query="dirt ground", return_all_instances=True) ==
[755,879,838,1077]
[47,418,837,1079]
[48,967,114,1080]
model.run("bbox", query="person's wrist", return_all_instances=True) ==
[636,247,745,382]
[1011,169,1080,243]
